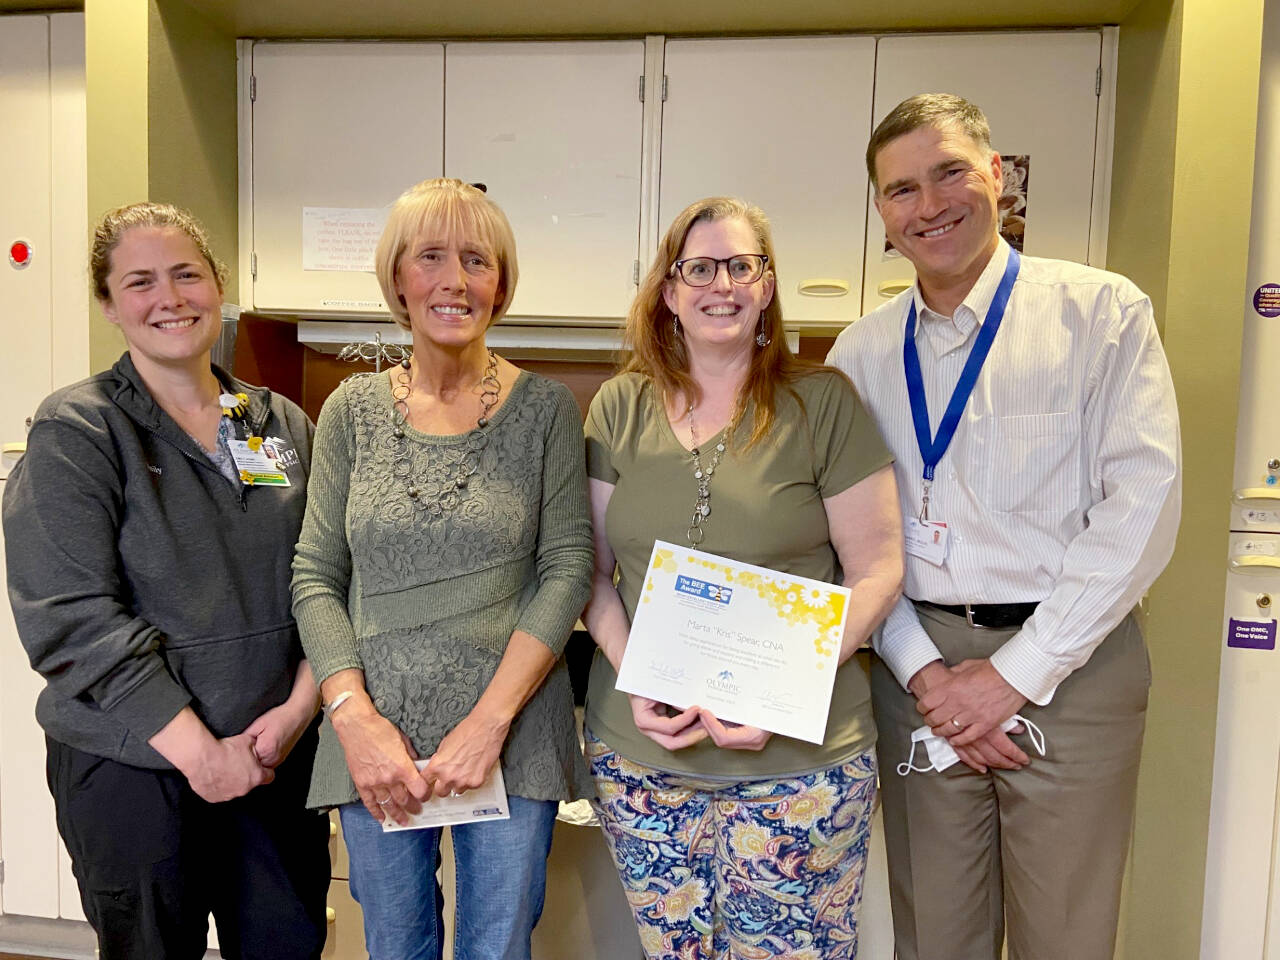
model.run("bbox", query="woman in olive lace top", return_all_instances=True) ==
[291,179,592,960]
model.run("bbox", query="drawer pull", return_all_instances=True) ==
[1235,487,1280,502]
[877,279,912,298]
[1231,555,1280,572]
[797,278,850,297]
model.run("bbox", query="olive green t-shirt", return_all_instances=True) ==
[584,369,894,778]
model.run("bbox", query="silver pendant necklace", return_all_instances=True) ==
[686,402,726,545]
[389,350,501,516]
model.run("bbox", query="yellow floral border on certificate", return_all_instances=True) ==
[644,548,844,668]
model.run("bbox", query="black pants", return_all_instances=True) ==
[46,725,330,960]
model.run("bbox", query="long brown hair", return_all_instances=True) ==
[623,197,823,448]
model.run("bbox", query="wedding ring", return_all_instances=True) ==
[449,790,460,797]
[951,718,963,729]
[377,796,393,806]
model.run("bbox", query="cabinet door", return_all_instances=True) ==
[250,42,444,314]
[864,32,1104,313]
[443,41,645,320]
[660,37,876,329]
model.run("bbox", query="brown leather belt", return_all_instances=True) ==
[914,599,1040,629]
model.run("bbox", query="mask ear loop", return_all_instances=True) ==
[897,738,936,776]
[1012,714,1047,756]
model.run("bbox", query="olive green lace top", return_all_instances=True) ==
[292,370,593,808]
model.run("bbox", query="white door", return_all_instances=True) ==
[249,42,445,314]
[659,37,876,329]
[443,41,646,321]
[0,11,87,923]
[864,32,1104,312]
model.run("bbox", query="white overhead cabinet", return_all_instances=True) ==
[863,32,1108,311]
[242,31,1113,331]
[444,41,645,320]
[660,37,876,326]
[248,42,445,313]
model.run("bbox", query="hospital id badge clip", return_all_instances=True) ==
[905,517,949,566]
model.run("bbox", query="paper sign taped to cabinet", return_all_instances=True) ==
[302,207,387,272]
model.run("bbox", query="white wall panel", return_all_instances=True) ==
[0,13,58,920]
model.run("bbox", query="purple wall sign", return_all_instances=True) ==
[1254,284,1280,318]
[1228,617,1277,649]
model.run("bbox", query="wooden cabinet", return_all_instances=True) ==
[659,37,876,327]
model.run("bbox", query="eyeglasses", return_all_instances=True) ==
[671,254,769,287]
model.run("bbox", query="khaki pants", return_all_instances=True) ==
[872,604,1149,960]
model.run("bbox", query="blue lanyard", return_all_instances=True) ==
[904,248,1020,517]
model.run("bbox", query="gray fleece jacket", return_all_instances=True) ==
[4,352,313,768]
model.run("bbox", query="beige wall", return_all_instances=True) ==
[84,0,146,369]
[148,0,239,304]
[83,0,238,372]
[1109,0,1264,957]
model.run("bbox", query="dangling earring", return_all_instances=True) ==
[672,315,681,338]
[755,315,772,348]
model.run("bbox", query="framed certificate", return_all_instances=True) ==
[615,541,850,744]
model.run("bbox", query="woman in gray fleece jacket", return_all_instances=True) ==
[3,203,329,960]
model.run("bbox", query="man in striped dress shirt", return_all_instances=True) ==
[828,93,1181,960]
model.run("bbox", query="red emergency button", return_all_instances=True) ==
[9,240,32,269]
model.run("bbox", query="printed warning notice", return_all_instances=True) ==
[302,207,386,272]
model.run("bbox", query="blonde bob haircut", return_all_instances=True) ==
[624,196,823,450]
[375,178,519,330]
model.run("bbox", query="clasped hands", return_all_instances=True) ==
[628,695,772,752]
[333,695,508,826]
[164,696,317,805]
[908,658,1031,773]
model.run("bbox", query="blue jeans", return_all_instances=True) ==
[339,797,557,960]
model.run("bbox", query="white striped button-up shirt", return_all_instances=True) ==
[828,240,1181,704]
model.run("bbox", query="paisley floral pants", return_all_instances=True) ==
[587,730,878,960]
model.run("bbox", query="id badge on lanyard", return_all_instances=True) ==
[902,248,1020,565]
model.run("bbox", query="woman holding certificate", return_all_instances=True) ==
[583,196,903,959]
[292,179,593,960]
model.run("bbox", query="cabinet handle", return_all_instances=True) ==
[877,280,912,298]
[1235,487,1280,502]
[797,278,850,297]
[1230,555,1280,571]
[329,819,337,838]
[2,441,26,456]
[326,906,336,924]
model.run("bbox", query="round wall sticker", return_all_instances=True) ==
[1254,283,1280,317]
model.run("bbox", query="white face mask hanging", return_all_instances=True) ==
[897,715,1047,776]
